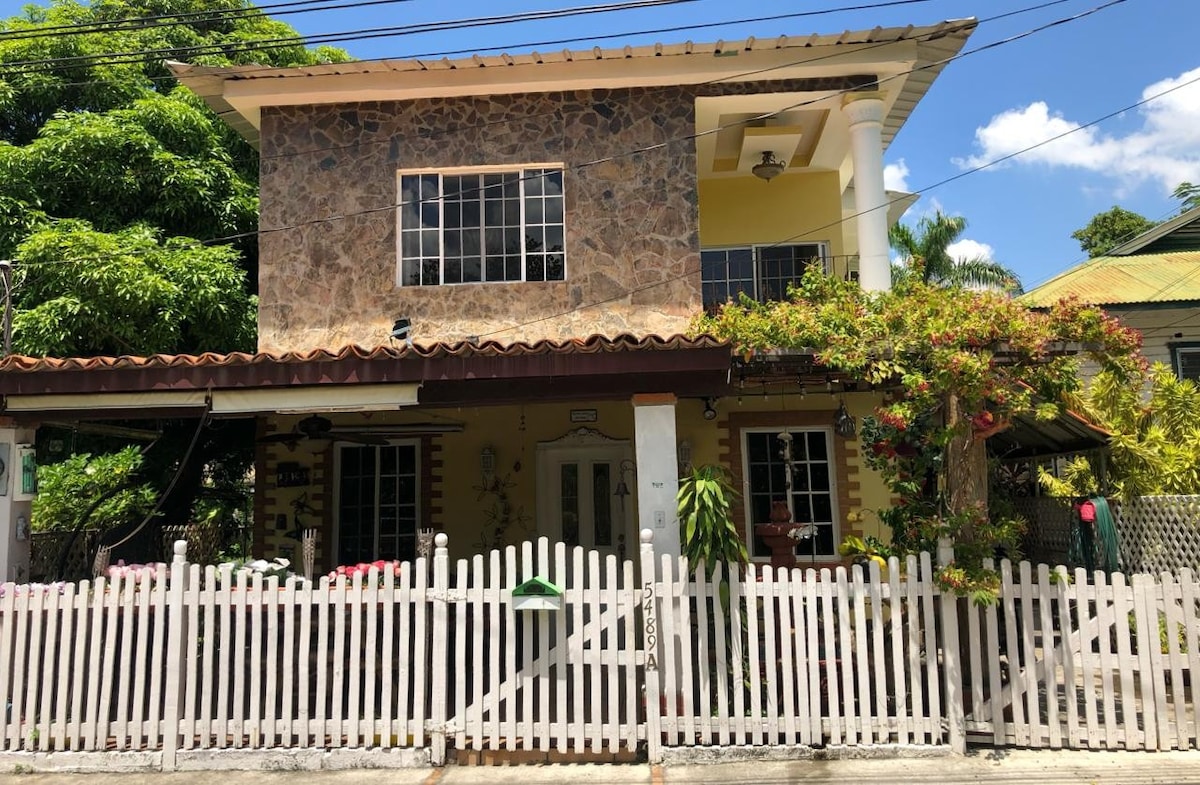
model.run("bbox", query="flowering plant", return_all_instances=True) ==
[697,268,1145,600]
[327,560,404,583]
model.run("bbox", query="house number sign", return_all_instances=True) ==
[276,462,310,488]
[643,580,658,671]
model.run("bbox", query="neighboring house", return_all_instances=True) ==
[1024,206,1200,381]
[0,21,981,580]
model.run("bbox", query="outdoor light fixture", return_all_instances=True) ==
[390,317,413,348]
[613,459,636,499]
[752,151,786,182]
[835,401,857,439]
[702,398,718,421]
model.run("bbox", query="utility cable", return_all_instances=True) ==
[0,0,416,43]
[0,0,701,75]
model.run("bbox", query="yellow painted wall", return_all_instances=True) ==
[698,171,849,273]
[257,392,895,566]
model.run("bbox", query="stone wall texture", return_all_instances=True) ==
[258,86,699,352]
[257,78,864,352]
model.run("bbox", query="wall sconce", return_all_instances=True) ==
[613,459,636,499]
[834,401,857,439]
[702,398,717,421]
[390,317,413,348]
[480,445,496,478]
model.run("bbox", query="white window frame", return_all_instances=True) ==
[740,425,840,562]
[395,163,566,287]
[700,242,831,309]
[332,438,421,565]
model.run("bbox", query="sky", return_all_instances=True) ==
[7,0,1198,291]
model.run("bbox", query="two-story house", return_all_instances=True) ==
[0,20,977,579]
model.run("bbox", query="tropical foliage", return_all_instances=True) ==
[31,446,156,533]
[696,268,1145,598]
[1041,364,1200,498]
[677,464,747,576]
[889,211,1022,292]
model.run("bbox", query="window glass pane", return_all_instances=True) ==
[421,258,440,286]
[807,431,827,461]
[527,255,545,282]
[561,463,580,546]
[593,463,612,547]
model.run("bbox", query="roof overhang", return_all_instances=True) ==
[168,19,976,150]
[0,334,734,419]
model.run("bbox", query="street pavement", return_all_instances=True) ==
[3,750,1200,784]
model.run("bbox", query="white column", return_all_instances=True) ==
[632,394,680,559]
[843,93,891,293]
[0,421,35,583]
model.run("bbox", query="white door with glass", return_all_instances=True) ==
[537,436,633,558]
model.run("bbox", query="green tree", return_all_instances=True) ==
[32,446,156,533]
[0,0,349,550]
[1071,206,1156,257]
[889,211,1022,293]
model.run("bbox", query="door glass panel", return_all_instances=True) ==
[338,444,419,565]
[560,463,580,546]
[592,463,612,547]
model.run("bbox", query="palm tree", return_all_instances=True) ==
[889,211,1022,293]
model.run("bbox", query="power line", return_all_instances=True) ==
[0,0,413,43]
[232,0,1121,244]
[0,0,701,75]
[13,0,1124,281]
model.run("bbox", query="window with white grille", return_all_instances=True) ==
[397,167,565,286]
[701,243,828,311]
[742,427,838,559]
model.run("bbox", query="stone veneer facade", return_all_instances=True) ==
[257,77,873,352]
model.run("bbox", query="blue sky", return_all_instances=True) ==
[9,0,1197,289]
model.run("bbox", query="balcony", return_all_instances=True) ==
[701,245,860,313]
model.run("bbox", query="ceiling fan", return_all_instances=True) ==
[258,414,388,447]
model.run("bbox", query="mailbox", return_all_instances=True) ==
[512,576,563,611]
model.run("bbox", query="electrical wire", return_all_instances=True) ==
[9,0,1130,290]
[0,0,417,43]
[0,0,702,75]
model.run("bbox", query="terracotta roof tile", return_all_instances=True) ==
[0,333,730,374]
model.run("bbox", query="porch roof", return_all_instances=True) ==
[0,333,736,415]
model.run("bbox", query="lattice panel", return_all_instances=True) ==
[28,530,101,582]
[1118,495,1200,575]
[1014,496,1075,567]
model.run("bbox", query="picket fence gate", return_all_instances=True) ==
[0,531,1198,771]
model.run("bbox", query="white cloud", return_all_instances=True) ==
[958,66,1200,192]
[883,159,910,191]
[946,238,994,262]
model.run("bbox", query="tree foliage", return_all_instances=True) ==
[1071,206,1156,258]
[0,0,348,545]
[1174,182,1200,214]
[889,211,1022,293]
[1043,364,1200,498]
[31,446,156,533]
[696,268,1145,597]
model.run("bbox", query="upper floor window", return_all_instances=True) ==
[397,167,565,286]
[701,243,828,312]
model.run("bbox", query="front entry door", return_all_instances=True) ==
[537,432,633,558]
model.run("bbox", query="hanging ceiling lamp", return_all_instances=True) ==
[752,151,786,182]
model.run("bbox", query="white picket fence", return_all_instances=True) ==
[0,532,1198,771]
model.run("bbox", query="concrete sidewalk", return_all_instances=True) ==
[2,750,1200,784]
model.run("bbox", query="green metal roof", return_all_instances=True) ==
[1022,251,1200,307]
